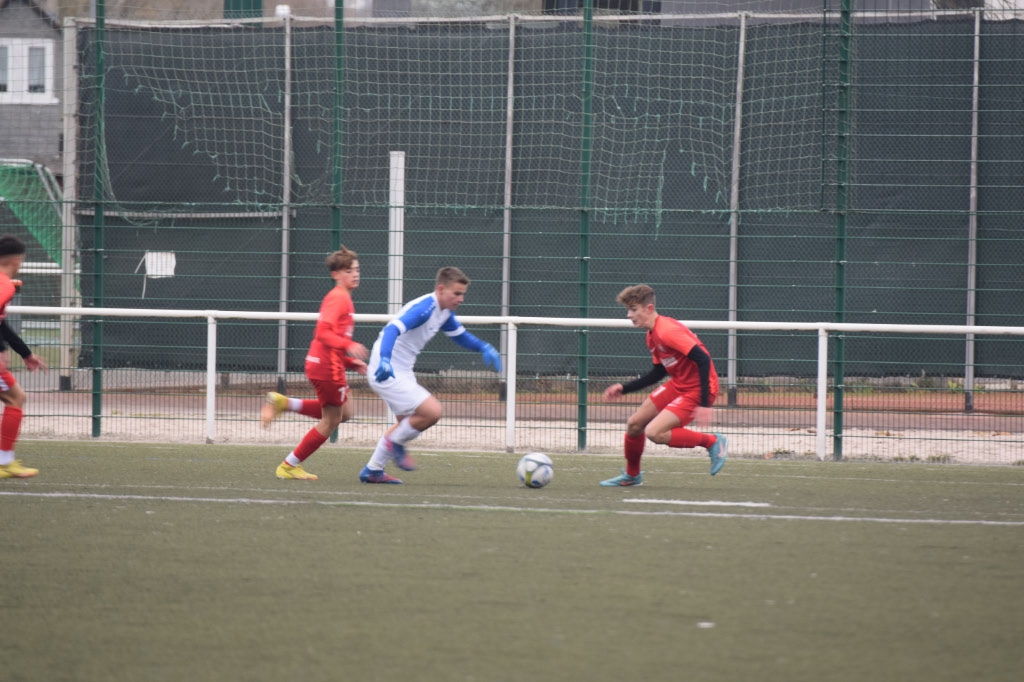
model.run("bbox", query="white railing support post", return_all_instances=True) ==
[816,327,829,461]
[505,321,518,452]
[206,314,218,444]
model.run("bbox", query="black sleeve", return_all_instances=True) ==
[0,320,32,359]
[620,363,668,395]
[687,345,713,408]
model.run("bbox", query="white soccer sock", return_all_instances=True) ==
[284,452,301,466]
[286,398,303,412]
[366,439,390,470]
[390,421,422,446]
[0,449,14,466]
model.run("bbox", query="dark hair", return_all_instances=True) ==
[0,235,27,258]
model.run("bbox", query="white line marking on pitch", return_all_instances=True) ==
[623,499,772,508]
[3,490,1024,526]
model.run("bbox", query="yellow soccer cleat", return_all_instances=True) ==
[261,391,289,428]
[0,460,39,479]
[276,462,318,480]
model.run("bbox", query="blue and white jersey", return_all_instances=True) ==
[369,292,465,375]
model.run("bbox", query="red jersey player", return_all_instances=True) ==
[600,284,726,486]
[261,246,368,480]
[0,235,49,479]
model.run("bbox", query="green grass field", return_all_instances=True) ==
[3,441,1023,682]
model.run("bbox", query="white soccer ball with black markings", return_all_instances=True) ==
[517,452,553,489]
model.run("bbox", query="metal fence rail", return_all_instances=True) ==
[12,305,1024,463]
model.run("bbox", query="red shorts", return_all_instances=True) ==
[649,383,716,426]
[0,369,16,393]
[308,378,349,407]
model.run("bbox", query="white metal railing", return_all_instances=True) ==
[10,305,1024,459]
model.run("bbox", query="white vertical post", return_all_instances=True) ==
[388,151,406,315]
[276,12,294,390]
[726,12,748,405]
[60,18,80,391]
[816,327,829,461]
[386,151,406,425]
[206,314,218,444]
[504,321,518,452]
[499,14,517,388]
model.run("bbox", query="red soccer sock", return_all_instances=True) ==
[292,428,329,462]
[1,405,23,451]
[297,400,322,419]
[624,433,646,477]
[668,428,715,450]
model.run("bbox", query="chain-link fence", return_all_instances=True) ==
[1,1,1021,459]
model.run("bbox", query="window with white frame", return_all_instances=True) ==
[0,38,58,105]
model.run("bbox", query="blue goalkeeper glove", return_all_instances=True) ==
[374,357,395,383]
[481,343,502,373]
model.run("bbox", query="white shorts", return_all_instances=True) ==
[368,372,431,416]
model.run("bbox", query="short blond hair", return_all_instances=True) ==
[616,284,655,308]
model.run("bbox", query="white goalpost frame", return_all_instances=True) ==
[11,304,1024,457]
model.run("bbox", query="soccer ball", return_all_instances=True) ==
[517,452,553,489]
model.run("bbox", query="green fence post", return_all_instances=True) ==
[832,0,852,461]
[91,0,106,438]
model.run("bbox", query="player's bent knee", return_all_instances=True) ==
[625,420,646,437]
[416,398,443,425]
[625,411,649,430]
[644,428,670,445]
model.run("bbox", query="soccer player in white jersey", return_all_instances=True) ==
[359,266,502,484]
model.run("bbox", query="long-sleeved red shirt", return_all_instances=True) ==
[305,286,358,384]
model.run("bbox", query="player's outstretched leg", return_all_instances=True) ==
[599,469,644,487]
[708,433,727,476]
[261,391,289,428]
[359,466,402,484]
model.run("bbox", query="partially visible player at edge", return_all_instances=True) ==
[600,284,726,486]
[359,266,502,484]
[0,235,49,479]
[261,246,368,480]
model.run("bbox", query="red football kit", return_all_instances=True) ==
[304,285,358,406]
[646,315,719,425]
[0,272,24,453]
[647,315,719,397]
[0,273,20,390]
[611,312,727,481]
